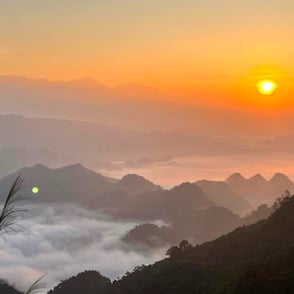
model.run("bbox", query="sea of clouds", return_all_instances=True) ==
[0,203,167,292]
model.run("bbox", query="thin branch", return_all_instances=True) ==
[25,274,47,294]
[0,176,27,235]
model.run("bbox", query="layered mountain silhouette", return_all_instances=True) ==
[0,163,111,206]
[0,164,211,218]
[0,164,281,251]
[0,114,263,175]
[0,164,281,219]
[115,174,162,195]
[226,172,294,206]
[48,194,294,294]
[3,75,293,138]
[195,180,251,215]
[123,203,273,248]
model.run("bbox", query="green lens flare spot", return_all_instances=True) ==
[32,187,39,194]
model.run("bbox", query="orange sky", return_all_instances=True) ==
[1,1,294,107]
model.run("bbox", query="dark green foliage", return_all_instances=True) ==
[0,281,22,294]
[112,260,237,294]
[95,195,294,294]
[48,271,111,294]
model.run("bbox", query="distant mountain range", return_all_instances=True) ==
[1,163,291,251]
[2,114,294,190]
[226,172,294,206]
[0,114,267,173]
[195,180,251,215]
[2,75,293,137]
[0,163,255,217]
[1,164,291,217]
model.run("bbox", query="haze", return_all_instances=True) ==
[1,2,294,293]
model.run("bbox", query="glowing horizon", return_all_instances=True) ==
[1,1,294,98]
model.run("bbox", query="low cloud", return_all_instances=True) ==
[0,204,167,292]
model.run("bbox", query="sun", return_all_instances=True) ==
[257,80,277,95]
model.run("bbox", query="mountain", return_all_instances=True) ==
[3,75,291,138]
[0,164,167,212]
[167,182,212,210]
[241,204,273,225]
[116,174,162,195]
[248,173,267,186]
[122,223,173,248]
[226,172,247,188]
[0,281,21,294]
[226,172,294,207]
[0,114,264,174]
[268,173,294,197]
[0,164,206,219]
[0,163,111,206]
[103,182,213,221]
[115,195,294,293]
[48,271,111,294]
[156,183,213,223]
[195,180,251,215]
[51,195,294,293]
[124,203,273,248]
[122,206,242,248]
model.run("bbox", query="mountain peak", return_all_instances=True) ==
[171,182,201,192]
[269,173,293,184]
[121,173,149,182]
[248,173,267,183]
[118,174,161,195]
[21,163,51,173]
[226,173,246,183]
[56,163,84,170]
[54,163,106,181]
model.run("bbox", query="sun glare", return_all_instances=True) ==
[32,186,39,194]
[257,80,277,95]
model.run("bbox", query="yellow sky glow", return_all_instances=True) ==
[1,1,294,108]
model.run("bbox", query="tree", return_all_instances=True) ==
[273,190,292,211]
[179,240,193,251]
[166,240,193,258]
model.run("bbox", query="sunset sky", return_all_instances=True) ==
[1,0,294,103]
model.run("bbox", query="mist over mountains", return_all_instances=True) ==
[0,163,289,257]
[2,75,293,137]
[1,163,291,213]
[1,78,294,293]
[2,113,294,186]
[0,111,293,292]
[6,189,294,294]
[2,74,294,138]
